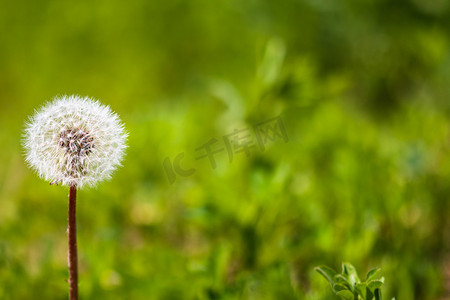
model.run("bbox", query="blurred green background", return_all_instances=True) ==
[1,0,450,299]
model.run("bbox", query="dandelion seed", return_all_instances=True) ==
[23,95,128,188]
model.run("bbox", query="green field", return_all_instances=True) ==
[0,0,449,299]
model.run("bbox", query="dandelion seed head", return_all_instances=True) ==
[23,95,128,188]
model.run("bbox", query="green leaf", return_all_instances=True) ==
[367,279,384,293]
[333,283,350,293]
[336,290,355,300]
[342,262,361,285]
[315,266,337,287]
[355,282,367,299]
[335,274,353,291]
[366,268,381,281]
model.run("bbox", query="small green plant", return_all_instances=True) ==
[315,263,395,300]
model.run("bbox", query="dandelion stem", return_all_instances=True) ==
[68,185,78,300]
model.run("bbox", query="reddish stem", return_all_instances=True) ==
[68,185,78,300]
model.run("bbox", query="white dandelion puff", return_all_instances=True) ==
[23,95,128,188]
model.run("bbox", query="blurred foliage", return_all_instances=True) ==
[0,0,450,299]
